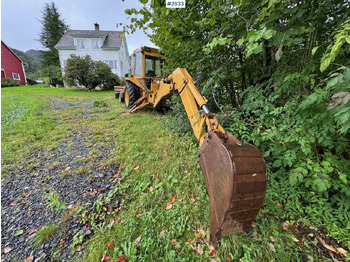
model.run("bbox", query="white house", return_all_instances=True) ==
[55,23,130,79]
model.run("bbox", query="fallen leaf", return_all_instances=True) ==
[189,198,196,204]
[166,203,173,210]
[277,202,282,208]
[24,192,31,198]
[204,240,215,251]
[106,243,113,249]
[193,244,203,255]
[269,236,275,242]
[64,167,70,172]
[282,222,289,230]
[103,256,111,261]
[126,122,131,126]
[135,210,141,215]
[3,246,12,254]
[107,218,115,228]
[23,255,34,262]
[297,241,305,247]
[316,236,346,257]
[327,92,350,110]
[57,240,65,248]
[160,230,166,239]
[292,236,299,242]
[28,227,39,235]
[171,196,176,204]
[135,236,142,244]
[163,150,167,155]
[76,245,82,251]
[337,248,348,258]
[329,251,334,258]
[123,193,129,196]
[187,239,194,243]
[14,229,24,236]
[269,243,276,252]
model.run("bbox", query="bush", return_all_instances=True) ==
[64,54,120,90]
[32,65,63,86]
[1,78,21,87]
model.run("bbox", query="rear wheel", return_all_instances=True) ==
[119,91,125,103]
[124,82,140,109]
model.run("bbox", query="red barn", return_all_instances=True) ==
[1,41,27,85]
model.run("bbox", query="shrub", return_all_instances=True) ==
[1,78,20,87]
[64,54,120,90]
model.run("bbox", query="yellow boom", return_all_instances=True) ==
[115,46,267,247]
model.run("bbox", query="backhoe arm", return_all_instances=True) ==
[125,66,267,247]
[154,68,229,146]
[152,68,267,247]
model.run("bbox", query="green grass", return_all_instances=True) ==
[1,85,337,261]
[46,191,68,212]
[1,85,113,176]
[30,224,60,247]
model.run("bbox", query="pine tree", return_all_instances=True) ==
[38,2,68,67]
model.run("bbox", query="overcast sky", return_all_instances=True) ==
[1,0,154,53]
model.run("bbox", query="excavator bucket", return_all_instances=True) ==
[198,131,267,247]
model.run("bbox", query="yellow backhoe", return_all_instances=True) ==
[114,46,267,247]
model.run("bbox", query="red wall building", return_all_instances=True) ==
[1,41,27,85]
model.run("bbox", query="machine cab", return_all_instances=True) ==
[130,46,166,81]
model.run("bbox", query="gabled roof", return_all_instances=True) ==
[1,41,24,63]
[55,30,124,50]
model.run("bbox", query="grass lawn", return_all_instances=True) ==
[1,85,342,261]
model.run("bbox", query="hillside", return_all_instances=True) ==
[10,48,43,78]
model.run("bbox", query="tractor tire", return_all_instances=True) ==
[124,82,140,109]
[119,91,125,103]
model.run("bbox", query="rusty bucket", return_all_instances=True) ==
[198,131,267,247]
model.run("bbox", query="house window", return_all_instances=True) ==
[77,39,85,49]
[104,60,117,69]
[12,73,20,80]
[92,39,101,49]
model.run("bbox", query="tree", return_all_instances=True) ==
[38,2,68,67]
[11,48,42,78]
[64,54,120,90]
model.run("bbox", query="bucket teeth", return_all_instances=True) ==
[198,131,267,247]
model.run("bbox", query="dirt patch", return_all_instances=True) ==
[291,222,348,261]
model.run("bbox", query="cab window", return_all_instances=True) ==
[145,55,165,78]
[134,52,142,76]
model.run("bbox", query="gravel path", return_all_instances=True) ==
[1,99,120,261]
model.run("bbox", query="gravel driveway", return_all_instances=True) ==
[1,99,121,261]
